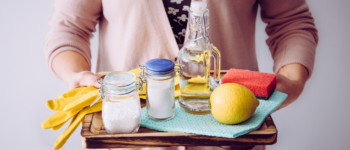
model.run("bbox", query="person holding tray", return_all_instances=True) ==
[44,0,318,149]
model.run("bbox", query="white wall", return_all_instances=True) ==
[0,0,349,149]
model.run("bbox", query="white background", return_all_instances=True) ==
[0,0,349,149]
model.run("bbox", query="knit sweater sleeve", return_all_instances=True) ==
[44,0,102,73]
[259,0,318,76]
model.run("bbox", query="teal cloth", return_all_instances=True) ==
[140,91,287,138]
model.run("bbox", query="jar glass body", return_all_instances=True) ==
[101,72,141,134]
[145,71,175,121]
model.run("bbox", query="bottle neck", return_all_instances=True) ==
[188,9,209,41]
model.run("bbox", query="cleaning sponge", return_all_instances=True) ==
[221,68,276,99]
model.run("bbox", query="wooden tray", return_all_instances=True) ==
[81,70,278,148]
[81,101,277,148]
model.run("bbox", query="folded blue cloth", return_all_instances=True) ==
[140,91,287,138]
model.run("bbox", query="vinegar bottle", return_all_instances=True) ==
[177,1,221,114]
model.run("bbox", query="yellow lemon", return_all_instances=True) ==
[210,83,259,125]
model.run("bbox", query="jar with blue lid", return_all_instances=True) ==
[100,71,142,134]
[140,58,177,121]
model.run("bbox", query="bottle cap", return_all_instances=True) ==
[145,59,175,76]
[190,1,207,15]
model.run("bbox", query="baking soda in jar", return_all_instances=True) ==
[102,93,140,133]
[147,77,175,119]
[100,72,141,134]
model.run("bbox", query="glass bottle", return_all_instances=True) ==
[177,1,221,114]
[140,58,176,121]
[100,71,141,134]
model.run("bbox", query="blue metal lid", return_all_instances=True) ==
[145,58,175,75]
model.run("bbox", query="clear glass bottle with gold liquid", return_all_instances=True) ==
[177,1,221,114]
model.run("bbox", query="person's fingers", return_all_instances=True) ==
[67,71,101,89]
[274,73,306,111]
[68,81,80,90]
[82,75,101,88]
[78,71,101,88]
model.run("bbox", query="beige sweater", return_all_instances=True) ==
[45,0,318,74]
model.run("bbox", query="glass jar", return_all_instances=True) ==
[177,1,221,114]
[140,58,176,121]
[100,71,141,134]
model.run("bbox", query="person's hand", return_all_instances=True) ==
[274,63,309,111]
[64,71,101,89]
[275,73,306,111]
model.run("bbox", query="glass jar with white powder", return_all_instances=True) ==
[140,59,176,121]
[100,71,141,134]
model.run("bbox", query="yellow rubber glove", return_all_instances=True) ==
[42,86,101,130]
[53,102,102,150]
[52,122,65,131]
[175,82,181,98]
[41,107,81,129]
[46,86,97,111]
[62,89,100,112]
